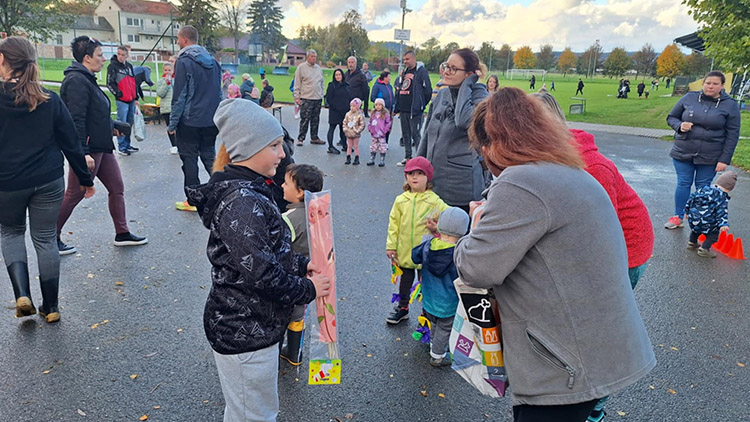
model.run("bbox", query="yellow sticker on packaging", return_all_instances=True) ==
[309,359,342,385]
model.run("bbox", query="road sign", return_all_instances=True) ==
[394,29,411,41]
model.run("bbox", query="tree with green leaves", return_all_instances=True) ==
[477,42,496,71]
[684,51,713,77]
[497,44,513,72]
[421,37,442,72]
[177,0,221,51]
[576,42,603,76]
[603,47,631,78]
[536,44,555,71]
[0,0,72,42]
[683,0,750,71]
[336,9,369,59]
[557,47,577,77]
[631,43,657,80]
[248,0,286,59]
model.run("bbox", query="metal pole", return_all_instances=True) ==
[591,39,599,81]
[506,51,510,78]
[170,11,175,55]
[118,11,123,44]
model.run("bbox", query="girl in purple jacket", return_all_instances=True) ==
[367,98,392,167]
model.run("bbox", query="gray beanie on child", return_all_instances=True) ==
[213,98,284,162]
[438,207,470,238]
[716,171,737,191]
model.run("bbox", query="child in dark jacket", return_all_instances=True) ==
[185,99,330,421]
[412,207,470,367]
[686,171,736,258]
[279,163,325,366]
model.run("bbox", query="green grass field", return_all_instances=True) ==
[39,59,750,169]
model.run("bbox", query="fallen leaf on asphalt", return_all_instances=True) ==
[690,326,696,330]
[139,416,148,421]
[102,320,109,324]
[438,393,446,398]
[130,374,138,380]
[143,285,149,289]
[366,353,372,358]
[144,352,158,358]
[115,281,124,286]
[728,372,734,376]
[670,347,679,351]
[390,374,394,378]
[203,400,209,404]
[420,390,428,397]
[90,323,99,329]
[42,370,50,374]
[77,409,86,416]
[738,362,746,367]
[153,406,160,410]
[395,337,401,341]
[617,411,626,416]
[667,389,677,395]
[403,353,408,357]
[177,328,183,333]
[344,413,354,419]
[86,273,95,279]
[199,286,205,289]
[649,385,655,390]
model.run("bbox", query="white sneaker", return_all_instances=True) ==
[169,146,179,155]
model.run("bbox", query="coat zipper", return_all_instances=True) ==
[527,330,576,388]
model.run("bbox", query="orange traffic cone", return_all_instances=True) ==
[728,238,746,260]
[713,231,727,250]
[698,234,706,243]
[720,234,735,255]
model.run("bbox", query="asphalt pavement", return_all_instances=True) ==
[0,105,748,422]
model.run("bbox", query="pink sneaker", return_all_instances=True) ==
[664,216,684,229]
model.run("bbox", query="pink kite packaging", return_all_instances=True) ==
[305,190,341,385]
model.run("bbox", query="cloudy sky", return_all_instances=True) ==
[279,0,699,52]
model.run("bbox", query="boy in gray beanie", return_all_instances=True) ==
[411,207,470,367]
[685,171,737,258]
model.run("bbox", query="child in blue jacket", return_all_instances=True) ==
[412,207,470,366]
[685,171,736,258]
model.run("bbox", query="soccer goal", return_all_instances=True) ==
[508,69,547,81]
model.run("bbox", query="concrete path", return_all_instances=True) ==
[0,105,747,422]
[568,121,674,138]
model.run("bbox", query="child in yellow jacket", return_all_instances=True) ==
[385,157,448,324]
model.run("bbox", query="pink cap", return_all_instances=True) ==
[403,157,434,181]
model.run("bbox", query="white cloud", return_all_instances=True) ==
[281,0,699,52]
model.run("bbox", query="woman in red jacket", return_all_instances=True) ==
[534,90,654,422]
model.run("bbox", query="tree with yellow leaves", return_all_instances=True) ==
[513,46,536,69]
[656,44,686,79]
[557,47,577,77]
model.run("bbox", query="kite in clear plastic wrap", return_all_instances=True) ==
[305,190,340,385]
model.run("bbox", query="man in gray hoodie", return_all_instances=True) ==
[168,25,222,212]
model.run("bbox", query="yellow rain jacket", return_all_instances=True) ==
[386,190,449,269]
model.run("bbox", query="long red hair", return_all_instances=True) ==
[469,87,584,171]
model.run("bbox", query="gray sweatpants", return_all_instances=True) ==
[213,343,280,422]
[0,178,64,281]
[425,311,454,359]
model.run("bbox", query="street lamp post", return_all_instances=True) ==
[591,39,600,81]
[399,0,412,69]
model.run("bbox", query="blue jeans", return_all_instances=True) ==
[116,100,136,151]
[673,159,716,218]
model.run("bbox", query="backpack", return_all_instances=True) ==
[260,91,274,108]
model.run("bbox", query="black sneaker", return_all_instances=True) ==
[327,146,341,154]
[127,146,139,152]
[117,149,131,156]
[58,239,76,256]
[114,232,148,247]
[386,307,409,325]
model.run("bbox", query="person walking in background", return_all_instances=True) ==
[366,98,392,166]
[58,35,147,255]
[418,48,489,212]
[576,78,585,95]
[156,61,178,155]
[221,69,234,99]
[240,73,260,104]
[666,77,671,89]
[685,172,736,258]
[637,80,646,99]
[370,71,395,144]
[457,88,655,421]
[394,50,432,166]
[107,46,138,156]
[0,36,95,323]
[324,68,349,155]
[486,75,499,93]
[259,66,265,80]
[529,74,536,90]
[293,49,325,146]
[362,62,374,117]
[550,80,556,91]
[346,56,369,117]
[664,71,740,229]
[168,25,222,213]
[342,98,365,165]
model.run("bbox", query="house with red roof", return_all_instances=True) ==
[95,0,180,53]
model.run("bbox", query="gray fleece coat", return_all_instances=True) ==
[455,162,656,406]
[418,74,488,207]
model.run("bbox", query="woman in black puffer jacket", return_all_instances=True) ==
[664,71,741,230]
[325,68,349,154]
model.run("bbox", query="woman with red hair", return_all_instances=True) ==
[455,87,655,421]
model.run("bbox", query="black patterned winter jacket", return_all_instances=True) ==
[186,164,316,355]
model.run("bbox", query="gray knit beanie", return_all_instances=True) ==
[213,98,283,162]
[438,207,470,238]
[716,171,737,191]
